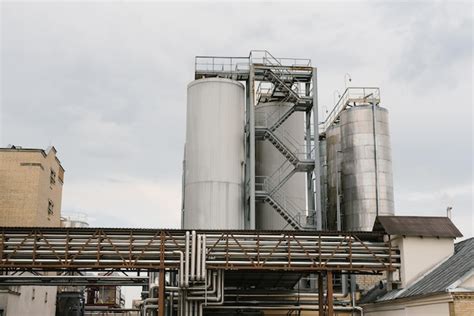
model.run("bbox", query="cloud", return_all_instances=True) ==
[62,176,181,228]
[1,1,472,235]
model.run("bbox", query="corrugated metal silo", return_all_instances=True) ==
[182,78,245,229]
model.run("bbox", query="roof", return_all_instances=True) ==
[361,237,474,304]
[0,145,65,171]
[373,216,463,238]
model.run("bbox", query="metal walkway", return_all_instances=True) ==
[195,50,321,230]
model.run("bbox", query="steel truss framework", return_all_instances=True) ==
[0,227,399,316]
[0,227,398,272]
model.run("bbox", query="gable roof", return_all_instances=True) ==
[361,238,474,304]
[373,216,463,238]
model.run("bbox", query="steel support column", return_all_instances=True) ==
[327,271,333,316]
[158,270,165,316]
[318,272,324,316]
[312,67,323,230]
[248,65,256,229]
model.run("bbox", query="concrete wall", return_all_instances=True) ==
[0,286,57,316]
[394,236,454,287]
[0,148,64,227]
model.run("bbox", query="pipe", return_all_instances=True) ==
[144,304,158,315]
[173,250,184,287]
[196,234,201,281]
[185,231,190,288]
[191,231,196,281]
[201,235,206,281]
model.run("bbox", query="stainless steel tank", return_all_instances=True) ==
[318,136,328,230]
[255,102,306,230]
[325,124,342,231]
[340,105,394,231]
[182,78,245,229]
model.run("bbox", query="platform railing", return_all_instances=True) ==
[320,87,381,133]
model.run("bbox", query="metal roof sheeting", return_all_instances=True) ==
[373,216,463,238]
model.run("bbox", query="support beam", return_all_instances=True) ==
[158,269,165,316]
[248,65,256,229]
[327,271,333,316]
[318,272,324,316]
[312,67,323,230]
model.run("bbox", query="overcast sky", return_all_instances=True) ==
[1,0,472,307]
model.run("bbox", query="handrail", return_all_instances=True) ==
[320,87,381,133]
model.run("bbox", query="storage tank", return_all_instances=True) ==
[318,136,328,230]
[255,102,306,230]
[325,124,342,231]
[182,78,245,229]
[340,105,394,231]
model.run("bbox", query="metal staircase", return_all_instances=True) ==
[193,50,321,230]
[253,51,316,230]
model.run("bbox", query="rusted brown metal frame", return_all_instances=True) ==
[69,229,100,263]
[133,230,160,264]
[38,231,64,264]
[259,236,285,266]
[322,235,349,268]
[327,271,333,315]
[102,231,127,266]
[231,234,256,267]
[291,234,318,267]
[0,229,397,272]
[318,272,324,315]
[5,231,34,261]
[353,234,389,269]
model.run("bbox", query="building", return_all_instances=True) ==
[0,145,64,226]
[360,216,473,316]
[0,145,65,316]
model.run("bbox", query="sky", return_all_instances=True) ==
[1,0,473,305]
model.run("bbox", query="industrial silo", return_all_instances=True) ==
[326,124,342,231]
[318,136,328,230]
[182,78,245,229]
[340,105,394,231]
[255,102,306,230]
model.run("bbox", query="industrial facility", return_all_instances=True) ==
[0,50,472,316]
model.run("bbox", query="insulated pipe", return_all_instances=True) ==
[144,304,159,315]
[191,231,196,281]
[185,231,190,287]
[196,235,201,281]
[201,235,206,281]
[173,250,184,287]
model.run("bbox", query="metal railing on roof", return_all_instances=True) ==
[320,87,381,133]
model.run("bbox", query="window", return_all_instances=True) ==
[44,292,48,303]
[50,169,56,185]
[48,200,54,215]
[32,288,35,300]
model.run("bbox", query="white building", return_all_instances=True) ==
[361,216,473,316]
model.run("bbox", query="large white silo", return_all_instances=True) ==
[182,78,245,229]
[255,102,306,230]
[340,105,394,231]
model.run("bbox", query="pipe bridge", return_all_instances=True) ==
[0,227,399,273]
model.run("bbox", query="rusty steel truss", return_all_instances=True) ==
[0,227,398,273]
